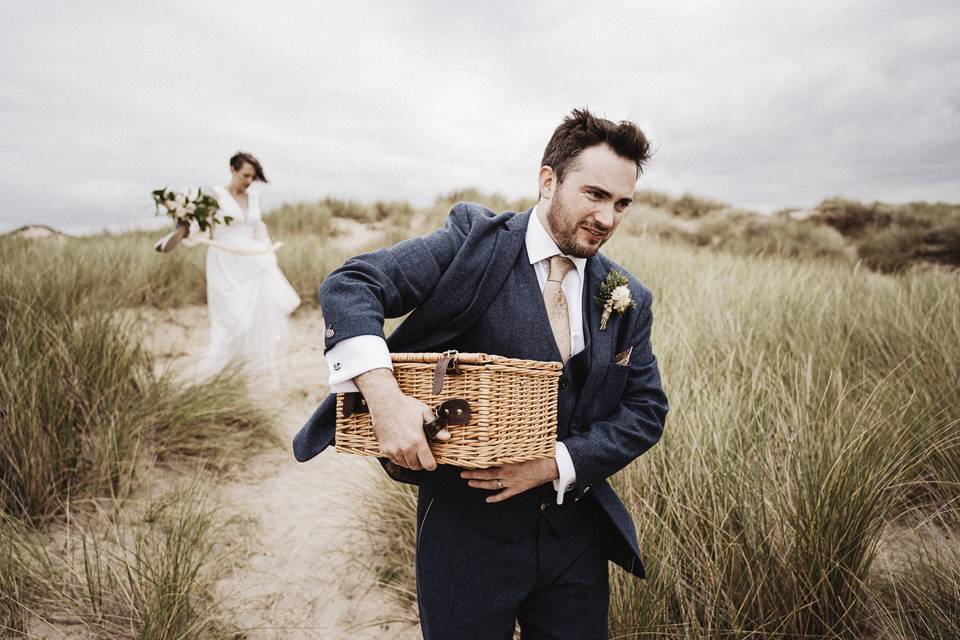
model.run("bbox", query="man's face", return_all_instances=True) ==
[541,144,636,258]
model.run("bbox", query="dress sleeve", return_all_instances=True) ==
[253,219,272,246]
[252,192,272,246]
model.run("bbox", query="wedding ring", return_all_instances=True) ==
[497,479,504,489]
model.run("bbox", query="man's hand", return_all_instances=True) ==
[461,458,559,503]
[355,368,450,470]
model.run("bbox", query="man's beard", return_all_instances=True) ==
[546,189,611,258]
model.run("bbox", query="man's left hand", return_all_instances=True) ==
[461,459,559,503]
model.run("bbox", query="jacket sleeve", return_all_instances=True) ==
[318,204,473,351]
[561,291,669,488]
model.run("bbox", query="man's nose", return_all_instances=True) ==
[593,204,615,228]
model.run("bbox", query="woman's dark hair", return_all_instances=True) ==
[540,108,651,184]
[229,151,268,183]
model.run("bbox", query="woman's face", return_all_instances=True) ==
[230,162,257,191]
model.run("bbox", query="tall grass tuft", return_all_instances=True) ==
[0,232,278,637]
[1,286,151,521]
[356,477,419,611]
[602,237,959,638]
[0,273,276,522]
[1,485,244,639]
[1,222,280,637]
[263,200,338,236]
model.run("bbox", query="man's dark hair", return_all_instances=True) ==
[229,151,269,183]
[540,108,651,184]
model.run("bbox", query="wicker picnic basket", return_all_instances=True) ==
[335,351,563,468]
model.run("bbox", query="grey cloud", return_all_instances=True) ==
[1,0,958,232]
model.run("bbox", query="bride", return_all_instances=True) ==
[179,151,300,388]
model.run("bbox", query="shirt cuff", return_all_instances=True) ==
[552,441,577,505]
[325,333,393,393]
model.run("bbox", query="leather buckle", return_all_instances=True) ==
[423,398,471,439]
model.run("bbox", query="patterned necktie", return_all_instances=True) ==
[544,255,575,362]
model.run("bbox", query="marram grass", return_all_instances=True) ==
[605,237,960,638]
[1,234,279,635]
[1,484,247,639]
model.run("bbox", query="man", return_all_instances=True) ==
[293,108,669,639]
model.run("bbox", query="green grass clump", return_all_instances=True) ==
[263,200,338,236]
[601,236,959,638]
[0,233,207,310]
[272,197,415,225]
[1,233,277,635]
[0,310,275,518]
[693,210,852,261]
[631,190,729,218]
[625,193,960,274]
[1,485,246,639]
[0,267,276,522]
[356,477,420,612]
[811,198,960,273]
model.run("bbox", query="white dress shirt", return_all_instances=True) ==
[324,206,583,503]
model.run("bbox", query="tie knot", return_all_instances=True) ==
[547,255,574,282]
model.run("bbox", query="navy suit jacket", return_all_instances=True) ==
[293,203,669,577]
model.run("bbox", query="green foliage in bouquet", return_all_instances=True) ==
[595,269,630,307]
[151,188,232,232]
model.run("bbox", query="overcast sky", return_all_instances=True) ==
[2,0,959,233]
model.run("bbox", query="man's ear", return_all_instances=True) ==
[538,166,556,200]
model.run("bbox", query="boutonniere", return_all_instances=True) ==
[596,270,635,331]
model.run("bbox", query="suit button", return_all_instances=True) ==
[559,378,568,390]
[583,485,591,494]
[539,502,549,512]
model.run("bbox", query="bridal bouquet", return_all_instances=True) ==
[151,187,232,231]
[152,187,231,252]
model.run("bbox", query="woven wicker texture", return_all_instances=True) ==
[335,352,562,468]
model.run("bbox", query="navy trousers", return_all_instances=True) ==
[415,493,610,640]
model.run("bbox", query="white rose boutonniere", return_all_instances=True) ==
[596,270,635,330]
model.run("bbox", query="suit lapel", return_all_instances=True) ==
[573,256,620,424]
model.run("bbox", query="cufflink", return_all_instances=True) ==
[332,362,341,371]
[325,327,335,338]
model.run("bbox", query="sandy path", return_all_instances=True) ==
[140,305,420,639]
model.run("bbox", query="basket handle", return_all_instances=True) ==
[432,350,463,395]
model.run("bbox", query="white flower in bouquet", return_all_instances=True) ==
[151,186,230,233]
[611,285,632,312]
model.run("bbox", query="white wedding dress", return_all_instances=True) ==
[184,185,300,388]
